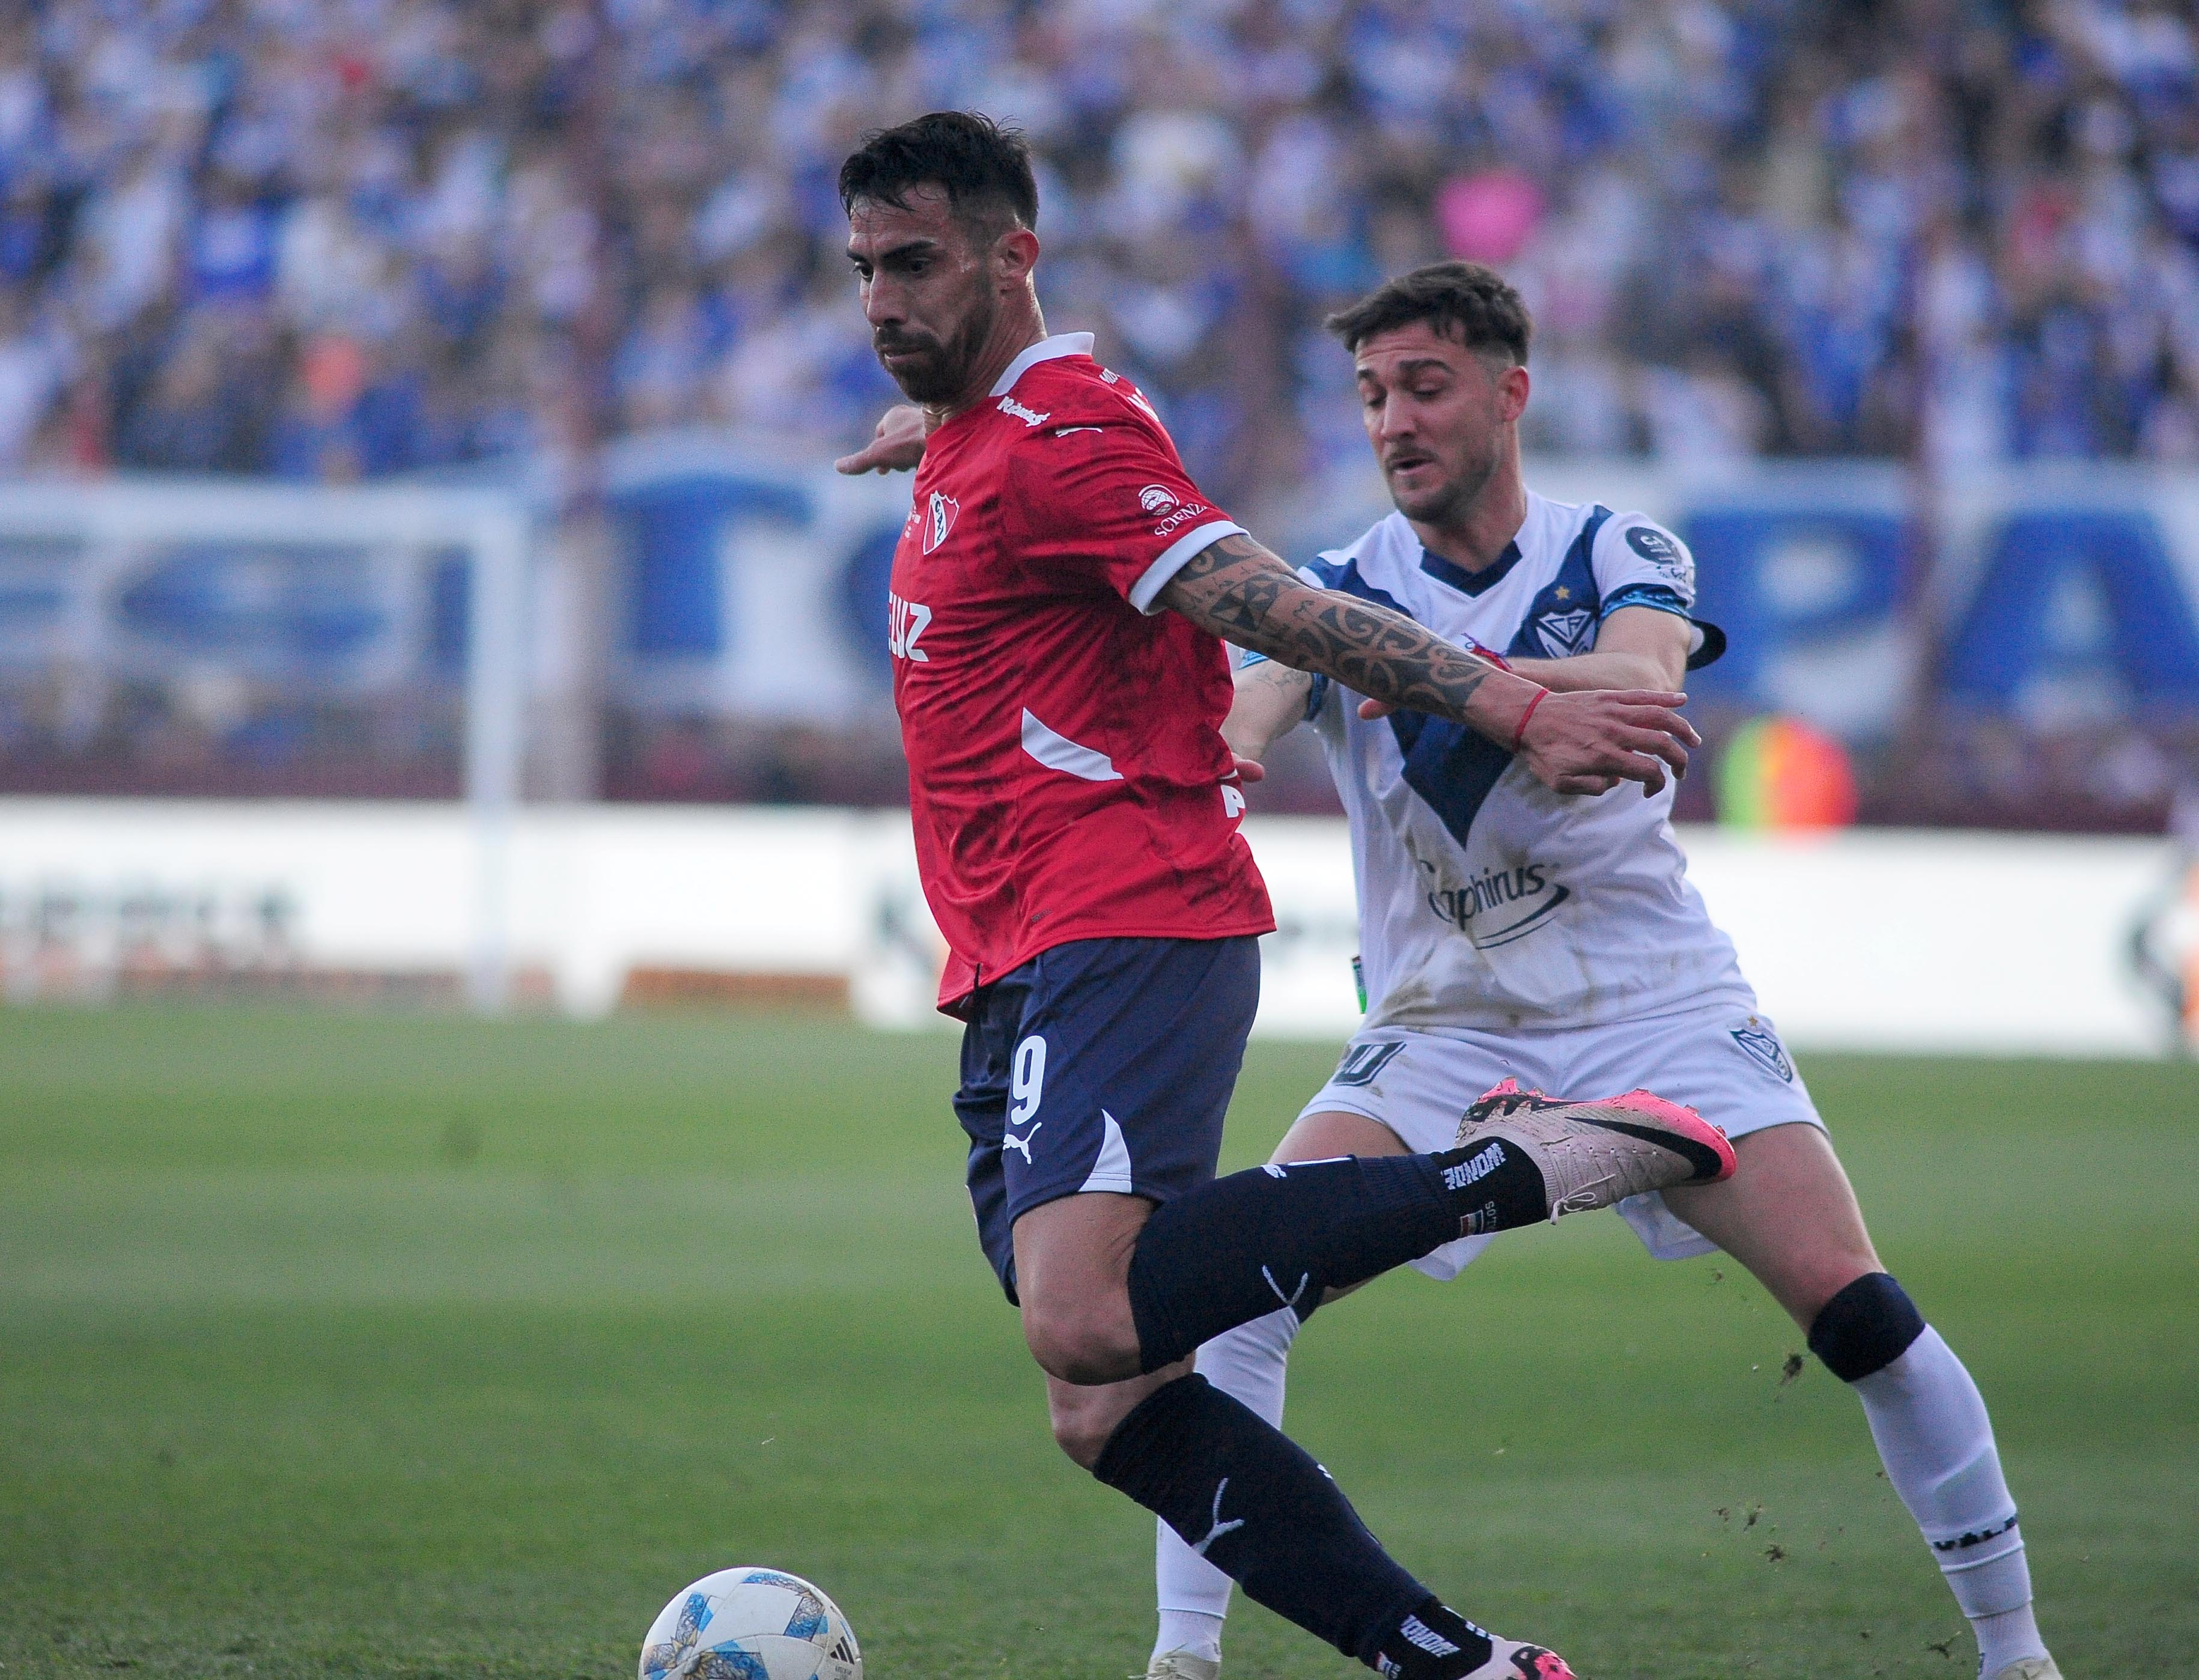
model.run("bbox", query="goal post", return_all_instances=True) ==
[0,477,535,1012]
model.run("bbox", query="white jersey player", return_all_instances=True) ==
[1145,263,2060,1680]
[1268,487,1772,1268]
[1292,492,1742,1032]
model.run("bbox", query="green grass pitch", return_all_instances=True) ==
[2,1006,2194,1678]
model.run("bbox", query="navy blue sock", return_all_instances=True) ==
[1126,1148,1546,1372]
[1092,1374,1495,1677]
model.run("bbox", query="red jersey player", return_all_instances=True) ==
[835,112,1728,1680]
[887,329,1274,1010]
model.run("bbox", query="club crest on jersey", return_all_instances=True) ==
[923,490,959,554]
[1533,606,1596,657]
[1330,1039,1405,1088]
[1732,1019,1795,1082]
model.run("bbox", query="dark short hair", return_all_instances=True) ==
[1324,261,1532,363]
[838,111,1039,237]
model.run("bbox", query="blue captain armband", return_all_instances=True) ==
[1598,583,1728,669]
[1599,582,1691,619]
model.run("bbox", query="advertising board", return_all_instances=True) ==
[1,801,2181,1058]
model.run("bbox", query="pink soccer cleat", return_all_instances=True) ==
[1456,1078,1736,1219]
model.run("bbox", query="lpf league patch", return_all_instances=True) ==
[1731,1018,1795,1083]
[1626,525,1695,591]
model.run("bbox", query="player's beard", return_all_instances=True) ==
[874,285,997,406]
[1389,433,1499,526]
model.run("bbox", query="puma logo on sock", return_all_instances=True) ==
[1188,1479,1245,1557]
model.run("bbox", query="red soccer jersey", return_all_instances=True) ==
[889,332,1275,1013]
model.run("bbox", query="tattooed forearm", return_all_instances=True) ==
[1160,532,1520,729]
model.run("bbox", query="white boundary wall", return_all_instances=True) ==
[0,799,2180,1057]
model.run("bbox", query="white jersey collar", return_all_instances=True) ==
[990,331,1095,397]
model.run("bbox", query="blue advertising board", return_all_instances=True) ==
[4,452,2195,737]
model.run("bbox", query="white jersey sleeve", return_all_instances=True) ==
[1591,513,1697,620]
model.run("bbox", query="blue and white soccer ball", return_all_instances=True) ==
[639,1567,862,1680]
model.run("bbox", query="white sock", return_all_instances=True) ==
[1969,1602,2046,1677]
[1152,1609,1224,1664]
[1152,1307,1301,1664]
[1850,1327,2049,1675]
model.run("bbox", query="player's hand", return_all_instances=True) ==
[1357,690,1691,794]
[1230,753,1265,783]
[1517,689,1696,797]
[833,404,928,474]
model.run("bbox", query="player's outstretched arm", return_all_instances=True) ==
[1160,533,1696,795]
[1222,659,1315,768]
[1506,604,1690,695]
[833,403,930,474]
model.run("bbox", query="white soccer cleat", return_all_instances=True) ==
[1984,1660,2062,1680]
[1455,1078,1736,1219]
[1142,1652,1220,1680]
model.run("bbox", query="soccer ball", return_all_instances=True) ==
[639,1567,862,1680]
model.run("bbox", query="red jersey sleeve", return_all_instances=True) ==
[998,400,1247,614]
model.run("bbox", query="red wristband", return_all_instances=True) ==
[1468,638,1512,672]
[1511,686,1548,750]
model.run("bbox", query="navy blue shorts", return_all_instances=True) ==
[954,936,1261,1304]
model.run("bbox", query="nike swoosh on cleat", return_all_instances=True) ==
[1572,1115,1729,1181]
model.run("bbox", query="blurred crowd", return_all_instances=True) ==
[0,0,2197,502]
[3,0,2198,829]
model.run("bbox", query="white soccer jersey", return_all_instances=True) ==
[1282,491,1755,1033]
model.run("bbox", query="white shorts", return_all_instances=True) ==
[1301,1002,1825,1274]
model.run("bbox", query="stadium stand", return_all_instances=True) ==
[1,0,2197,826]
[0,0,2194,497]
